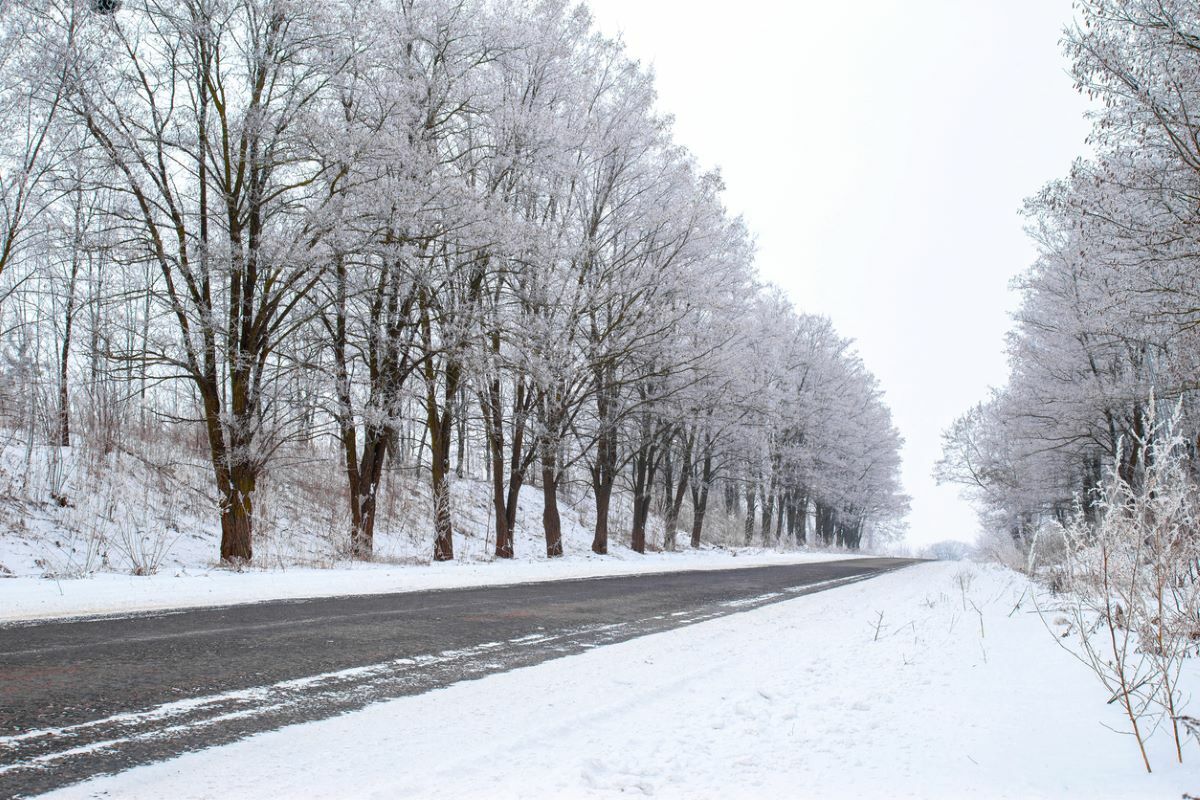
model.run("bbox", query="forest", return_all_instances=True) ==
[938,0,1200,550]
[939,1,1200,770]
[0,0,908,570]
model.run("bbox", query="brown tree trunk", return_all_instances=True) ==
[219,466,255,563]
[761,485,775,543]
[428,386,455,561]
[629,431,658,554]
[455,388,467,479]
[430,440,454,561]
[425,370,456,562]
[689,447,712,548]
[484,377,512,558]
[541,449,563,558]
[663,433,692,552]
[489,455,511,558]
[631,494,650,554]
[690,499,707,548]
[590,420,617,555]
[350,434,387,559]
[501,385,530,556]
[592,476,612,555]
[420,290,462,562]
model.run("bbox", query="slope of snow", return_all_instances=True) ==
[0,438,869,624]
[40,562,1200,799]
[0,548,859,624]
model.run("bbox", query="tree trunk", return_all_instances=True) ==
[455,393,467,479]
[761,484,775,544]
[744,485,757,545]
[631,493,650,553]
[690,495,708,548]
[815,502,835,546]
[349,433,387,560]
[590,415,617,555]
[420,291,461,562]
[425,372,456,562]
[429,387,455,561]
[797,492,808,545]
[482,372,526,559]
[57,306,73,448]
[629,423,661,554]
[631,449,650,554]
[774,491,785,540]
[331,254,391,562]
[430,439,454,561]
[663,433,692,552]
[488,426,511,558]
[592,475,612,555]
[847,519,864,550]
[219,466,255,563]
[589,372,617,555]
[541,449,563,557]
[628,455,648,556]
[56,225,80,448]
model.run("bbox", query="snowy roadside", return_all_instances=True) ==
[40,561,1200,799]
[0,548,862,624]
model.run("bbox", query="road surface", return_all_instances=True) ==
[0,556,916,797]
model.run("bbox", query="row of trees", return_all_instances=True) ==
[940,6,1200,771]
[938,0,1200,544]
[0,0,907,565]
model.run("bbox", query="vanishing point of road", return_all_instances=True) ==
[0,557,917,797]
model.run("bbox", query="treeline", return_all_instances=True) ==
[0,0,906,564]
[938,1,1200,544]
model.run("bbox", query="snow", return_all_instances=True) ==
[0,549,861,624]
[38,562,1200,799]
[0,440,867,624]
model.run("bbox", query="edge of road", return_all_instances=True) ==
[0,554,923,628]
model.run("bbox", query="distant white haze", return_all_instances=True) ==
[586,0,1094,547]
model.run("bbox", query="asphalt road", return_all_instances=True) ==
[0,556,917,797]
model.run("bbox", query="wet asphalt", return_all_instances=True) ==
[0,556,918,798]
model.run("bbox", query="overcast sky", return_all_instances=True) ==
[585,0,1093,548]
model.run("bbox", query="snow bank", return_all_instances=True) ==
[0,438,872,624]
[0,548,861,624]
[39,562,1200,798]
[0,439,874,625]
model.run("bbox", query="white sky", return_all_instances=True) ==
[585,0,1093,547]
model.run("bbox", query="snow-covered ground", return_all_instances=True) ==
[0,548,860,623]
[0,438,873,624]
[39,561,1200,799]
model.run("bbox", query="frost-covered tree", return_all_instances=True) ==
[0,0,908,567]
[942,1,1200,545]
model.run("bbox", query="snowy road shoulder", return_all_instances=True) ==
[0,548,861,624]
[39,561,1200,799]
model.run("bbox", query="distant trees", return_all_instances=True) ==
[0,0,908,565]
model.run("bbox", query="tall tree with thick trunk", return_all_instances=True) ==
[66,0,347,562]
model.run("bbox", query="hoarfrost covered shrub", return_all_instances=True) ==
[1048,404,1200,772]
